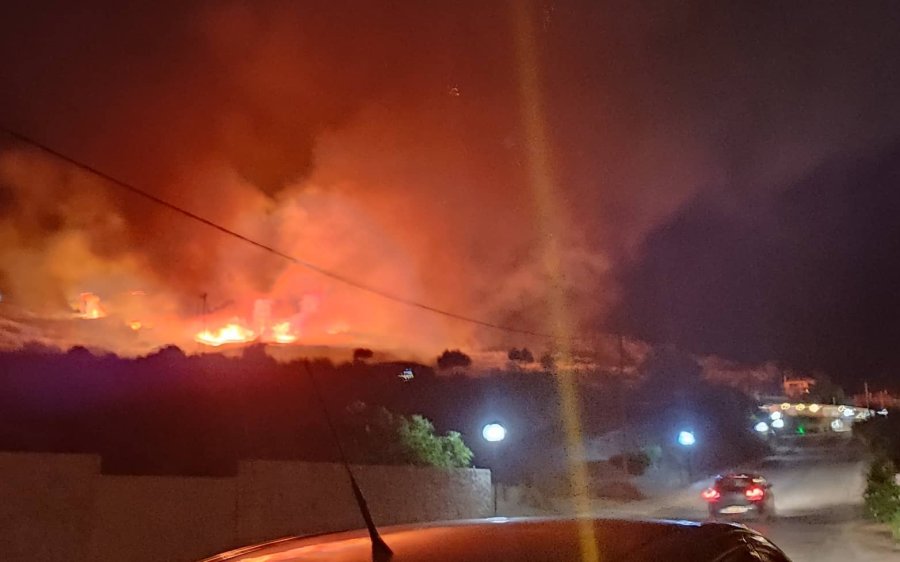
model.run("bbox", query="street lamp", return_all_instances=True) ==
[482,423,507,443]
[677,430,696,483]
[677,430,696,447]
[482,422,507,515]
[754,421,769,433]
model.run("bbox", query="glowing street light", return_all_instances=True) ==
[771,418,785,429]
[482,423,507,443]
[677,430,696,447]
[754,421,770,433]
[770,411,783,421]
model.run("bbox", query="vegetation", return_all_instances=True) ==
[863,457,900,523]
[436,349,472,370]
[344,403,473,468]
[892,511,900,542]
[507,348,535,364]
[539,352,555,371]
[352,348,374,362]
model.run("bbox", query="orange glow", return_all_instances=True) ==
[270,321,298,344]
[79,292,106,319]
[195,322,257,347]
[129,321,142,331]
[326,322,349,335]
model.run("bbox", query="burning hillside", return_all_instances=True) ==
[0,2,636,357]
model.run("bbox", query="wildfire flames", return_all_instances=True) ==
[270,321,298,344]
[194,316,299,347]
[78,293,106,319]
[195,322,257,347]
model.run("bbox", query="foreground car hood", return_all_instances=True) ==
[199,517,784,562]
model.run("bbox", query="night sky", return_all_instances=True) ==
[1,1,900,390]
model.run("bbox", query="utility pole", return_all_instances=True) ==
[201,292,208,331]
[618,331,630,476]
[864,381,870,410]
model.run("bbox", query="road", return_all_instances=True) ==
[613,435,898,561]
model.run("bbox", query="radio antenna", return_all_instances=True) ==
[303,362,393,561]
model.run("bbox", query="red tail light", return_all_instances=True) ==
[745,486,765,501]
[701,488,720,501]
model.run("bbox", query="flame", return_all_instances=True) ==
[195,322,257,346]
[79,292,106,319]
[129,321,143,331]
[270,321,297,344]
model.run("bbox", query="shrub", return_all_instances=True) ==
[863,458,900,523]
[437,349,472,370]
[891,510,900,542]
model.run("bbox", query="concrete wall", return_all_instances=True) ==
[237,461,494,544]
[0,452,492,562]
[88,475,238,562]
[0,452,99,562]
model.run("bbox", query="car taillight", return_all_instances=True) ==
[702,488,720,501]
[745,486,765,501]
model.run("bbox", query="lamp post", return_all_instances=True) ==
[482,422,506,515]
[677,430,696,483]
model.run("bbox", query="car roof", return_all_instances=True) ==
[199,517,781,562]
[717,473,766,481]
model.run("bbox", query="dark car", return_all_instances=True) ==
[703,473,776,520]
[199,517,792,562]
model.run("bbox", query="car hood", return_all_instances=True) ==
[198,517,757,562]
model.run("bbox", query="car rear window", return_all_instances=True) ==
[719,477,752,491]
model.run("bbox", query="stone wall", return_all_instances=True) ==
[0,452,492,562]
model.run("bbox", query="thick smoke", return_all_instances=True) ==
[0,1,610,355]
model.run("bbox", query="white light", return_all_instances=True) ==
[677,431,696,447]
[831,419,844,431]
[754,421,770,433]
[878,409,889,416]
[843,408,855,418]
[771,418,785,429]
[482,423,506,442]
[770,411,783,421]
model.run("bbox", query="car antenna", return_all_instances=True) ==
[303,362,393,561]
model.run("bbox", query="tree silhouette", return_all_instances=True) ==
[540,352,556,371]
[437,349,472,370]
[509,347,535,364]
[353,348,374,362]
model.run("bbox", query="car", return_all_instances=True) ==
[703,473,776,521]
[199,517,792,562]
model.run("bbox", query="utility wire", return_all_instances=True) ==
[1,127,580,341]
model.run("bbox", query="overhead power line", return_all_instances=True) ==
[1,127,572,341]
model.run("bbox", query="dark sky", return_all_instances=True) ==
[1,1,900,388]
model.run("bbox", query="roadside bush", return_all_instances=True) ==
[891,511,900,542]
[863,457,900,523]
